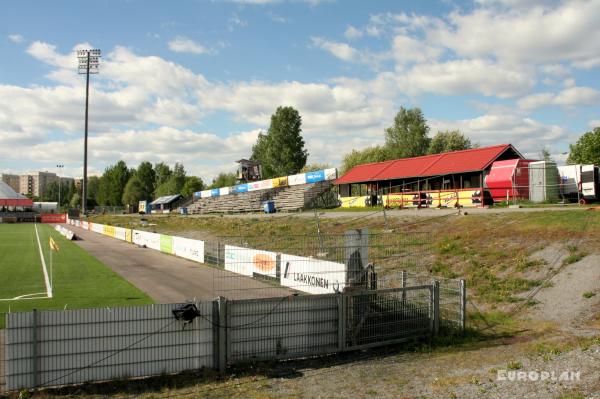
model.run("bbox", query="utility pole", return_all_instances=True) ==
[77,49,101,215]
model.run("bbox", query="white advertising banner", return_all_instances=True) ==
[114,227,128,241]
[200,190,212,198]
[81,221,89,230]
[173,236,205,264]
[258,179,273,190]
[132,230,161,251]
[324,168,337,181]
[246,181,261,192]
[280,254,346,295]
[288,173,307,186]
[224,245,277,277]
[91,223,104,234]
[219,187,230,196]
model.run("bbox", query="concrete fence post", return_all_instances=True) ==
[31,308,39,388]
[337,294,347,351]
[460,279,467,331]
[217,297,228,373]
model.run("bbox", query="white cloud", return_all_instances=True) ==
[8,34,24,43]
[589,119,600,128]
[391,35,442,65]
[430,112,570,155]
[311,37,360,62]
[168,36,209,55]
[344,25,363,39]
[518,86,600,109]
[400,59,535,98]
[427,1,600,68]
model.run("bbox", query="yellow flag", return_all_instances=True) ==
[49,237,60,252]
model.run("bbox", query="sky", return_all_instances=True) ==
[1,0,599,182]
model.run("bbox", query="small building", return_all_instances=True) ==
[236,159,262,183]
[335,144,525,208]
[150,194,183,214]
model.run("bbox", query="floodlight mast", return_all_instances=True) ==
[77,49,100,216]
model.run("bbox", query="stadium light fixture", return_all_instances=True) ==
[77,49,101,216]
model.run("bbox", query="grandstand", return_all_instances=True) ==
[188,181,333,214]
[188,169,337,214]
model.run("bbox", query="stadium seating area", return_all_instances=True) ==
[188,181,333,214]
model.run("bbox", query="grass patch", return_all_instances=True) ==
[583,291,596,299]
[506,360,523,370]
[0,223,153,328]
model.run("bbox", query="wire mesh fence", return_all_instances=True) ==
[202,230,434,299]
[378,271,465,330]
[1,284,447,392]
[1,316,5,395]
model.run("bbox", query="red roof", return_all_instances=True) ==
[335,144,521,184]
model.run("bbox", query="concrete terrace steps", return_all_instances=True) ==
[187,181,333,214]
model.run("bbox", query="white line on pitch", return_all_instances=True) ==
[34,223,53,298]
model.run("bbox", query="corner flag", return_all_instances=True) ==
[49,237,60,252]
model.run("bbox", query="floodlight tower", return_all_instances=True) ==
[56,164,64,211]
[77,49,101,215]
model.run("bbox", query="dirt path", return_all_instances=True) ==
[67,226,291,303]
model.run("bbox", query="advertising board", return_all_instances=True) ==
[173,236,204,263]
[40,214,67,223]
[160,234,174,254]
[132,230,161,250]
[224,245,277,277]
[280,254,346,295]
[288,173,306,186]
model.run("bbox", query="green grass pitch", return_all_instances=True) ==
[0,223,153,328]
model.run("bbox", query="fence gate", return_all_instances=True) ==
[344,285,435,350]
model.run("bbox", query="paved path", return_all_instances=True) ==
[67,226,291,303]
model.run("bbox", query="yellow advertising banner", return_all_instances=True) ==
[272,176,289,188]
[103,225,116,238]
[340,196,369,208]
[382,190,483,208]
[125,229,132,243]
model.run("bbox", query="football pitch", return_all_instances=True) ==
[0,223,153,328]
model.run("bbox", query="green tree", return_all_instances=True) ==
[136,161,156,200]
[86,176,99,207]
[340,145,389,174]
[96,161,131,206]
[155,162,186,197]
[154,162,172,196]
[385,107,430,159]
[567,127,600,165]
[251,106,308,178]
[428,130,472,154]
[181,176,204,197]
[300,163,332,173]
[539,147,553,162]
[69,192,81,208]
[122,174,146,205]
[208,172,237,189]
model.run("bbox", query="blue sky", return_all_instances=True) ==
[1,0,599,181]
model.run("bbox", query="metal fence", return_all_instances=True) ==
[379,271,466,330]
[1,283,443,392]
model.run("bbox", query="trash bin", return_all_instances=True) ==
[263,201,275,214]
[180,207,188,215]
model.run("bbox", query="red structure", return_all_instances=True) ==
[335,144,526,208]
[40,214,67,223]
[485,159,534,202]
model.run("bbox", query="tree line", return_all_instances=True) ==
[42,105,599,209]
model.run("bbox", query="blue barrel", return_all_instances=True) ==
[263,201,275,214]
